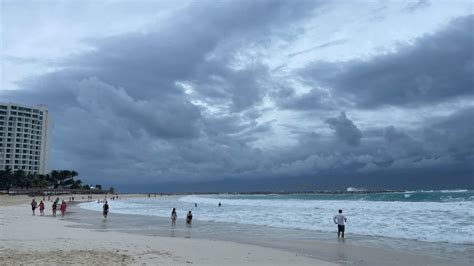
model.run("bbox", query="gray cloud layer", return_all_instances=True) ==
[297,15,474,109]
[1,2,472,191]
[325,112,362,146]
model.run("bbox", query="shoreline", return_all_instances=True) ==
[73,199,472,266]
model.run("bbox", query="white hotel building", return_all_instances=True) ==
[0,103,50,175]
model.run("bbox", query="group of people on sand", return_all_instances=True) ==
[170,208,193,227]
[31,198,67,217]
[31,197,110,219]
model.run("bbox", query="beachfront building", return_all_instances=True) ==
[0,103,50,175]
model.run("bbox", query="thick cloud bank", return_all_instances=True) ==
[1,1,472,191]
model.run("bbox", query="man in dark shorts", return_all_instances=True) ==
[333,209,347,240]
[103,201,109,218]
[31,199,37,215]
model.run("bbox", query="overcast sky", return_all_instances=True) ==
[1,0,473,192]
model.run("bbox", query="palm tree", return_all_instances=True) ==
[71,179,82,189]
[50,170,60,188]
[0,167,13,189]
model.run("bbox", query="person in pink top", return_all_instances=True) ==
[60,200,67,217]
[39,200,45,216]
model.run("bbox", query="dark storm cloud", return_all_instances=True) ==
[68,0,322,103]
[190,62,271,112]
[2,1,472,190]
[384,126,411,143]
[1,0,327,186]
[3,71,80,109]
[1,0,324,118]
[325,112,362,146]
[266,107,473,189]
[298,15,474,109]
[383,126,424,160]
[276,87,336,110]
[75,78,202,139]
[423,107,474,161]
[357,108,473,175]
[3,0,323,102]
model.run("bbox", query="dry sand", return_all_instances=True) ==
[0,195,336,265]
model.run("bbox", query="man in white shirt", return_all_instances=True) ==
[333,209,347,239]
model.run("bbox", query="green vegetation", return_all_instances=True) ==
[0,167,101,191]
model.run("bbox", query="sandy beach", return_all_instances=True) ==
[0,195,335,265]
[1,194,472,266]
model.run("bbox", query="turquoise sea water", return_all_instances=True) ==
[80,189,474,245]
[213,189,474,202]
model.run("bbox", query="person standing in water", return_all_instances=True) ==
[171,208,177,228]
[39,200,45,216]
[103,201,109,218]
[31,199,37,216]
[333,209,347,240]
[186,211,193,225]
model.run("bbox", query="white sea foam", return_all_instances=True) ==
[80,194,474,245]
[440,189,469,193]
[346,187,366,192]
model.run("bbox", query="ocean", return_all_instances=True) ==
[79,189,474,245]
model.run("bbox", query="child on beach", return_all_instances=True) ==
[60,200,67,217]
[171,208,177,227]
[52,201,57,217]
[31,199,37,216]
[39,201,45,216]
[103,201,109,218]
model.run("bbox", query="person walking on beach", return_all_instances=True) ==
[103,201,109,218]
[31,199,37,215]
[171,208,177,228]
[186,211,193,225]
[39,200,45,216]
[333,209,347,240]
[52,201,57,217]
[60,200,67,217]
